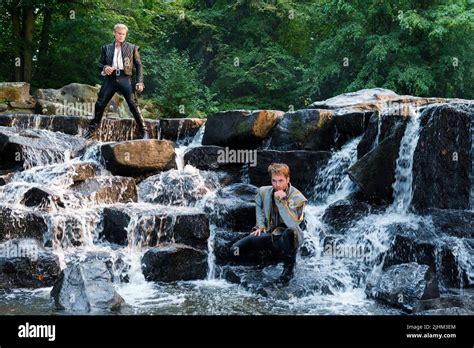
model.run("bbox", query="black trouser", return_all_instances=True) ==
[89,73,147,135]
[230,228,298,264]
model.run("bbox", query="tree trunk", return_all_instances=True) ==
[37,7,52,67]
[11,7,23,82]
[22,6,34,82]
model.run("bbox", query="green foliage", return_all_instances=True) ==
[297,0,474,102]
[148,50,217,118]
[0,0,472,118]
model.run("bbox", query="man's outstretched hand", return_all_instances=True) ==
[250,227,265,237]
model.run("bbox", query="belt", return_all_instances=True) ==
[113,69,126,76]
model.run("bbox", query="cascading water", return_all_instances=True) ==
[1,107,470,315]
[470,115,474,210]
[311,136,360,205]
[0,121,397,314]
[389,107,422,214]
[292,135,399,310]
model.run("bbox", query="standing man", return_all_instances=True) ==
[84,24,150,139]
[230,163,307,285]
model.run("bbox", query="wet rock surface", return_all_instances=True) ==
[0,88,472,315]
[141,243,208,282]
[51,258,124,312]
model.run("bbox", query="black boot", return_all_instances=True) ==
[277,255,296,286]
[131,103,149,139]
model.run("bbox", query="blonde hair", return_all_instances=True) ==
[268,163,290,179]
[114,24,129,32]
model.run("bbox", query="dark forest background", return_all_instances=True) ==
[0,0,473,118]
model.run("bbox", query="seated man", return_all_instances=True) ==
[230,163,307,285]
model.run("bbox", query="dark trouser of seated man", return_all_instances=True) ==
[230,226,298,285]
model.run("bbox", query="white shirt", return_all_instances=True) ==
[112,44,124,70]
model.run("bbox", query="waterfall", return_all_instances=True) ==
[189,124,205,148]
[311,136,361,205]
[136,123,223,280]
[174,147,186,172]
[470,115,474,210]
[3,110,471,315]
[389,107,422,214]
[175,119,185,144]
[373,111,382,147]
[298,136,364,295]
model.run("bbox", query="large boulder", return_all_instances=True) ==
[34,83,129,117]
[71,176,137,204]
[202,110,284,149]
[101,139,176,176]
[183,145,245,184]
[219,263,347,299]
[328,93,452,160]
[51,259,124,312]
[381,220,473,289]
[0,82,32,104]
[101,205,210,249]
[0,239,60,288]
[348,116,408,203]
[268,109,334,150]
[413,290,474,315]
[321,192,372,232]
[309,88,399,110]
[141,243,208,282]
[349,101,473,207]
[411,103,472,211]
[268,108,371,151]
[205,183,257,232]
[184,145,237,171]
[309,88,453,113]
[248,150,331,197]
[428,209,474,239]
[20,187,65,211]
[366,262,440,313]
[0,206,47,242]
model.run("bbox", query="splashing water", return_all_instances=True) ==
[2,114,470,316]
[311,136,361,205]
